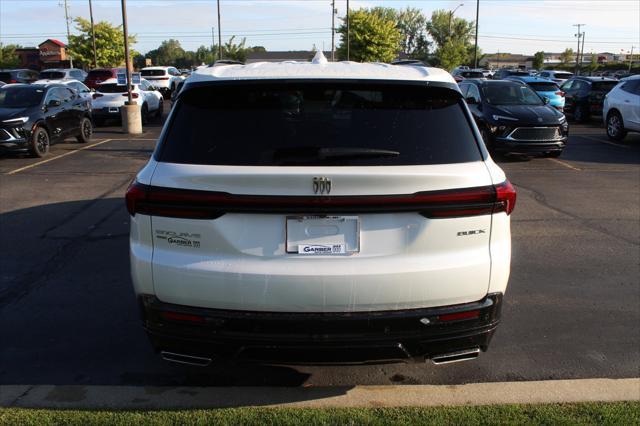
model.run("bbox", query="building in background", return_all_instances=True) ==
[38,39,70,69]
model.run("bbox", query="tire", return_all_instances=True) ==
[154,99,164,120]
[573,104,588,123]
[76,117,92,143]
[141,103,149,125]
[30,126,50,158]
[606,110,627,141]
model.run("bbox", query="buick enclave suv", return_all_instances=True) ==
[127,55,516,366]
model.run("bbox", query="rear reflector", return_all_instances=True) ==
[161,311,206,323]
[437,310,481,322]
[125,180,517,219]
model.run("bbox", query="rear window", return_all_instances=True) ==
[508,71,530,77]
[141,69,166,77]
[592,81,617,92]
[554,72,573,79]
[461,71,484,78]
[0,73,12,82]
[158,82,482,166]
[87,70,113,79]
[39,71,65,80]
[528,82,560,92]
[97,83,127,93]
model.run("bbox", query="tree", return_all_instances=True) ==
[0,43,21,68]
[397,7,430,60]
[223,36,248,62]
[337,8,402,62]
[533,51,545,69]
[560,48,574,64]
[68,17,137,68]
[427,10,475,69]
[146,39,186,66]
[587,53,599,75]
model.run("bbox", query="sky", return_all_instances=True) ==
[0,0,638,56]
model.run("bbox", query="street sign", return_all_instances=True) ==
[116,72,127,86]
[131,72,141,85]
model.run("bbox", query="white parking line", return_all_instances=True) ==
[548,158,581,171]
[5,138,113,175]
[577,134,631,149]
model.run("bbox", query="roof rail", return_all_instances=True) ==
[391,59,430,67]
[208,60,245,67]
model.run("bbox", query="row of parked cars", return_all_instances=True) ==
[0,66,187,157]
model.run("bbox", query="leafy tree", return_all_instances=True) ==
[560,48,574,64]
[223,36,248,62]
[397,7,430,60]
[337,8,402,62]
[533,51,545,69]
[68,17,137,68]
[146,39,185,66]
[587,53,599,74]
[0,43,21,68]
[427,10,474,68]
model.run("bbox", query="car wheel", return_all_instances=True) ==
[573,104,588,123]
[606,111,627,141]
[76,117,92,143]
[155,99,164,120]
[141,103,149,125]
[30,126,50,158]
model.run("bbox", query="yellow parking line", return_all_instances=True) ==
[5,138,113,175]
[548,158,581,171]
[578,134,630,149]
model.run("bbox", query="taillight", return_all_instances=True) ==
[122,93,139,98]
[125,180,517,219]
[160,311,205,323]
[92,93,103,99]
[9,79,17,84]
[438,309,481,322]
[556,91,565,97]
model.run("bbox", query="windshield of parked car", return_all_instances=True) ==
[39,71,65,80]
[159,83,482,166]
[460,71,484,78]
[553,72,573,79]
[528,82,560,92]
[141,69,166,77]
[483,83,544,106]
[508,71,530,76]
[592,81,618,92]
[0,86,44,107]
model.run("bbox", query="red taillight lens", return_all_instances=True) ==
[438,309,480,322]
[556,91,565,97]
[158,77,169,80]
[495,180,516,215]
[92,93,103,99]
[9,79,17,84]
[161,311,206,323]
[126,180,517,219]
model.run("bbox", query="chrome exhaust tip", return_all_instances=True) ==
[161,351,212,367]
[431,348,480,365]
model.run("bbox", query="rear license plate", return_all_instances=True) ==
[109,107,119,113]
[286,216,359,254]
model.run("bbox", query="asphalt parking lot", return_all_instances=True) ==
[0,117,638,387]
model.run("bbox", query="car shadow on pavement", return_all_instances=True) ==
[0,199,349,396]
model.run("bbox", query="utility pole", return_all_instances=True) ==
[62,0,74,68]
[121,0,132,105]
[331,0,336,61]
[473,0,479,68]
[88,0,97,68]
[217,0,222,60]
[580,31,585,70]
[120,0,141,134]
[346,0,350,61]
[211,26,215,55]
[448,4,463,38]
[630,46,635,73]
[573,24,584,75]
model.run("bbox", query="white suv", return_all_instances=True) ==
[140,66,184,98]
[92,78,163,125]
[603,75,640,141]
[127,56,516,366]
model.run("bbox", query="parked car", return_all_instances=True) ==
[492,69,530,80]
[561,76,618,122]
[0,82,5,88]
[0,69,40,84]
[126,58,516,366]
[39,68,87,81]
[451,69,485,82]
[34,79,92,105]
[140,66,184,98]
[0,83,92,157]
[537,70,574,85]
[92,78,163,125]
[603,75,640,141]
[84,67,126,90]
[459,79,568,157]
[506,76,565,111]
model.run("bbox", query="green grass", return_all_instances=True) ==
[1,402,638,425]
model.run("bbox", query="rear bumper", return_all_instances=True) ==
[139,292,503,365]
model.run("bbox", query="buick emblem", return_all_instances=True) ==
[313,177,331,194]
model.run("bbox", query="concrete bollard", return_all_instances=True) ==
[121,102,142,134]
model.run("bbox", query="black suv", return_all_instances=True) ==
[561,76,618,122]
[0,69,40,84]
[0,83,93,157]
[459,79,569,157]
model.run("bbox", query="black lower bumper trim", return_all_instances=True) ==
[139,293,503,365]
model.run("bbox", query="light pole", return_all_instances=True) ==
[573,24,585,75]
[120,0,141,134]
[449,3,463,37]
[346,0,350,61]
[217,0,222,60]
[89,0,98,68]
[473,0,479,68]
[331,0,336,61]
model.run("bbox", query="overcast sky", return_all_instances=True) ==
[1,0,638,56]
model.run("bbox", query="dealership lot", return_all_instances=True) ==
[0,118,638,387]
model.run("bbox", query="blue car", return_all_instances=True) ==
[505,76,565,111]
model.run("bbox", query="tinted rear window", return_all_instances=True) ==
[97,83,127,93]
[528,82,560,92]
[592,81,617,92]
[554,72,573,79]
[88,70,113,79]
[159,82,481,166]
[508,71,530,76]
[0,73,12,82]
[461,71,484,78]
[39,71,65,79]
[141,69,166,76]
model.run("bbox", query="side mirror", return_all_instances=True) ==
[47,99,61,107]
[465,96,478,105]
[543,97,550,104]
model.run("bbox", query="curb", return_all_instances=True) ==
[2,378,639,409]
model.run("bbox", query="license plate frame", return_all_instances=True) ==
[286,215,360,255]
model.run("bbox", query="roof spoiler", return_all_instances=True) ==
[391,59,430,67]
